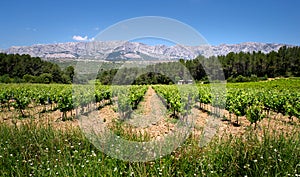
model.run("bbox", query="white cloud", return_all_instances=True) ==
[25,27,37,32]
[72,35,95,42]
[72,35,88,41]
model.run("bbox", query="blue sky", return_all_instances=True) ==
[0,0,300,48]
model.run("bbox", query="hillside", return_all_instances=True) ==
[4,41,292,61]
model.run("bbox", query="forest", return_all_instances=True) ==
[1,45,299,84]
[97,46,300,84]
[0,53,74,84]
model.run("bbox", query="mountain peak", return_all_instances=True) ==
[3,41,293,61]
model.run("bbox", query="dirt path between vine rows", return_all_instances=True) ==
[2,85,299,144]
[93,86,219,142]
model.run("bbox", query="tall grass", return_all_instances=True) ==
[0,122,299,176]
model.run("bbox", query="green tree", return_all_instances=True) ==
[23,74,35,83]
[38,73,53,84]
[64,66,75,83]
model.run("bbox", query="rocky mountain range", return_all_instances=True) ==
[3,41,292,61]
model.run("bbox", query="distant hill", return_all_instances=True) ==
[4,41,293,61]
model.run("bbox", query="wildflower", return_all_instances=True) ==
[114,167,117,172]
[253,159,258,163]
[274,148,277,152]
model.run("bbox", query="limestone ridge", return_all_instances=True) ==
[4,41,292,60]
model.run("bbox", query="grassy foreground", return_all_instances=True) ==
[0,122,299,177]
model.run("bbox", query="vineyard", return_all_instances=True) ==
[1,79,299,125]
[0,78,300,176]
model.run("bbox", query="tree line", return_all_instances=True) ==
[0,53,74,84]
[97,46,300,84]
[1,45,299,84]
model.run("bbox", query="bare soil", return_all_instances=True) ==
[1,86,299,142]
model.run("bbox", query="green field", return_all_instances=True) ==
[0,78,300,176]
